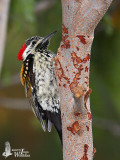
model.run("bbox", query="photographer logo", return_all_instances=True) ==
[2,141,30,158]
[2,142,12,158]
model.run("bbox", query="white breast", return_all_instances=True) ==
[33,52,60,112]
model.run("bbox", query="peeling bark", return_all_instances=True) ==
[55,0,113,159]
[0,0,10,75]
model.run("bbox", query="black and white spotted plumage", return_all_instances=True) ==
[19,31,62,143]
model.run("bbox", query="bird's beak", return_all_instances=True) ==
[41,30,57,45]
[35,31,57,51]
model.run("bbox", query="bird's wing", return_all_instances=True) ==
[21,57,46,132]
[33,53,62,139]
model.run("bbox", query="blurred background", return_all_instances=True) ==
[0,0,120,159]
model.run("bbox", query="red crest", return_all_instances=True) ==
[17,43,26,61]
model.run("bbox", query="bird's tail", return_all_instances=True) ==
[46,111,62,144]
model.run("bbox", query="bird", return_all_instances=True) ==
[17,31,62,143]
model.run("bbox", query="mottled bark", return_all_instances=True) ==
[54,0,113,159]
[0,0,10,75]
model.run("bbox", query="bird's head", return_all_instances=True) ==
[17,31,57,61]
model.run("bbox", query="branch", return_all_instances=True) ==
[93,117,120,136]
[1,96,120,137]
[0,73,20,89]
[0,0,10,75]
[0,97,30,110]
[1,97,120,137]
[54,0,113,159]
[34,0,56,14]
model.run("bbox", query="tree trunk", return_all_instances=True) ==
[0,0,10,75]
[54,0,113,159]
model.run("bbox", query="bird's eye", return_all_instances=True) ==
[32,41,36,45]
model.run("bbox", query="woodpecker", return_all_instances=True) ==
[17,31,62,143]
